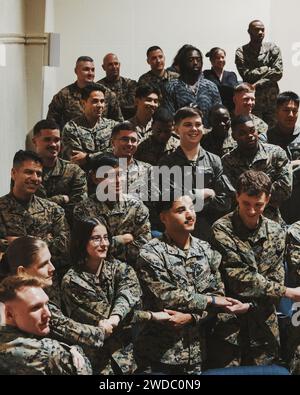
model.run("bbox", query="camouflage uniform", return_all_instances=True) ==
[35,158,87,225]
[61,259,141,374]
[260,126,300,223]
[135,233,228,373]
[0,325,92,375]
[251,114,268,135]
[286,221,300,287]
[73,194,151,267]
[128,115,153,143]
[98,76,137,119]
[222,141,292,224]
[47,82,123,129]
[159,146,234,241]
[134,134,180,165]
[235,42,283,127]
[212,210,286,365]
[62,115,117,163]
[201,128,236,158]
[138,69,179,96]
[0,193,70,272]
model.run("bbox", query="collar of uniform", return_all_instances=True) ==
[91,193,128,212]
[43,157,65,179]
[232,209,267,243]
[9,191,35,209]
[163,232,199,257]
[235,141,268,163]
[176,145,205,162]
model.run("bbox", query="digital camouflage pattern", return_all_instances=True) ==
[97,76,137,119]
[128,115,153,143]
[0,325,92,375]
[61,259,141,374]
[135,234,226,370]
[235,42,283,127]
[212,210,286,365]
[286,221,300,287]
[0,193,70,270]
[36,158,87,223]
[201,128,236,158]
[73,194,151,266]
[47,82,123,129]
[62,115,117,161]
[134,134,180,165]
[138,69,179,94]
[222,141,292,224]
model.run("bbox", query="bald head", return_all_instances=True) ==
[102,53,120,80]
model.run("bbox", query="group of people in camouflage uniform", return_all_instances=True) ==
[1,19,300,375]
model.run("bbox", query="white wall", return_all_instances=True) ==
[43,0,300,111]
[0,0,27,195]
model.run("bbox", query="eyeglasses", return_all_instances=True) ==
[117,137,138,144]
[89,235,109,245]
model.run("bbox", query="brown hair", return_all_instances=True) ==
[0,275,43,303]
[236,170,272,196]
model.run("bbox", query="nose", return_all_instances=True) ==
[43,305,51,319]
[48,261,55,274]
[248,206,256,215]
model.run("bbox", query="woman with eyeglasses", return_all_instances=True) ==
[61,217,144,374]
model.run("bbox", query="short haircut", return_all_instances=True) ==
[234,82,255,95]
[13,150,43,168]
[156,190,195,215]
[76,56,94,65]
[87,153,119,172]
[174,107,203,125]
[146,46,162,57]
[70,217,111,267]
[33,119,60,136]
[205,47,226,61]
[178,45,203,74]
[0,237,47,278]
[81,83,106,101]
[277,91,300,107]
[153,107,174,124]
[231,115,253,131]
[236,170,272,196]
[0,275,43,303]
[111,121,137,139]
[135,83,161,99]
[248,20,264,30]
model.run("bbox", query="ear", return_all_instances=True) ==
[102,64,105,71]
[147,58,150,66]
[16,266,26,276]
[159,211,166,226]
[11,167,17,182]
[32,136,37,148]
[4,303,16,326]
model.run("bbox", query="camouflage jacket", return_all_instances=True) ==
[286,221,300,287]
[62,115,117,160]
[73,194,151,266]
[49,301,105,351]
[135,233,224,366]
[134,134,180,165]
[212,210,286,302]
[235,42,283,89]
[36,158,87,221]
[128,115,153,143]
[61,260,141,374]
[250,114,268,135]
[98,76,137,119]
[138,69,179,94]
[222,141,292,222]
[0,325,92,375]
[47,81,123,129]
[0,193,70,269]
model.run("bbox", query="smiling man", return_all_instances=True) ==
[212,170,300,366]
[0,276,92,374]
[62,83,117,168]
[0,150,70,272]
[222,115,292,224]
[32,119,87,225]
